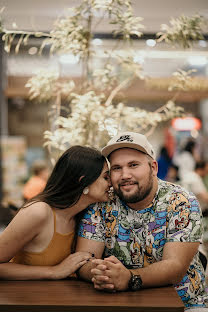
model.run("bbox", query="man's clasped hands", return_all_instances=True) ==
[90,256,131,292]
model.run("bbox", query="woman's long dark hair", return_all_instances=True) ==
[24,145,106,209]
[22,146,106,252]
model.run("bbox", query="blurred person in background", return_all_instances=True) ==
[203,161,208,191]
[23,160,49,201]
[0,192,19,232]
[181,161,208,274]
[181,161,208,214]
[165,163,180,184]
[0,205,14,233]
[173,139,199,180]
[157,146,172,180]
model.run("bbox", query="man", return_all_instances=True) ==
[76,132,207,311]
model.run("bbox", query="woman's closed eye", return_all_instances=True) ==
[104,175,110,181]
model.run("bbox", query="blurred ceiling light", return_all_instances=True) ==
[187,55,207,66]
[198,40,207,48]
[28,47,38,55]
[146,39,156,47]
[59,54,79,64]
[92,38,103,46]
[172,117,201,131]
[12,22,18,29]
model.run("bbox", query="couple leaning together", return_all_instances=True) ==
[0,132,207,311]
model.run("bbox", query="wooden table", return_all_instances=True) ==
[0,279,184,312]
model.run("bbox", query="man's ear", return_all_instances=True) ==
[152,160,158,176]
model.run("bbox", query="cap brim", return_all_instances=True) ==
[102,143,148,158]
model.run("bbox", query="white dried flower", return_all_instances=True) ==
[25,70,59,102]
[1,1,188,160]
[169,69,197,91]
[157,14,205,48]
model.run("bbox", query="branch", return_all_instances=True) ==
[145,125,156,137]
[104,76,133,106]
[56,91,61,117]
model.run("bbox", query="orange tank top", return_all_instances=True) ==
[12,210,74,266]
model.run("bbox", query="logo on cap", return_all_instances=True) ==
[116,135,133,143]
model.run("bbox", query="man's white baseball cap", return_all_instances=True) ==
[102,132,156,159]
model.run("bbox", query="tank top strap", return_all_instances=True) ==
[52,209,57,232]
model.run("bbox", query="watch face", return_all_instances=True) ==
[129,275,143,291]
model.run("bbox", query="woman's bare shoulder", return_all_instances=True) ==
[18,201,52,224]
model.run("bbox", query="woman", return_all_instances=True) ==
[0,146,111,280]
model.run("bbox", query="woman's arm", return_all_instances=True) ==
[0,252,91,280]
[0,204,91,280]
[0,204,48,262]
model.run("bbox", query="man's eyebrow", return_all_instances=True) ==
[110,164,120,168]
[111,160,140,167]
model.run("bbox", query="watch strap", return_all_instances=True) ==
[128,270,143,291]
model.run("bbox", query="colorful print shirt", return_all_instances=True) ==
[78,179,207,308]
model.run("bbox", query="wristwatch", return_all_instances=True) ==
[128,271,143,291]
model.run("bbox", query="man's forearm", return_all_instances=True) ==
[130,259,187,288]
[75,237,105,282]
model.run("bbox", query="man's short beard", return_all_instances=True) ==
[114,168,153,204]
[115,183,153,203]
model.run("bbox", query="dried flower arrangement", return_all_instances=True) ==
[1,1,206,162]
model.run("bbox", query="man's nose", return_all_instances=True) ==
[121,168,132,179]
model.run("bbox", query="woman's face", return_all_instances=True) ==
[88,162,111,203]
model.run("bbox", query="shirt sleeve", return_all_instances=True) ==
[166,191,203,243]
[78,203,106,242]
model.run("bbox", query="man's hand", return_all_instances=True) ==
[91,256,131,291]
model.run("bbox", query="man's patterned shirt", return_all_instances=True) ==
[78,179,207,308]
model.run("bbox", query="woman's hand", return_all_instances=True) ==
[51,251,92,280]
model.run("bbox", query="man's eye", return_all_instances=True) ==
[111,167,121,171]
[130,163,138,167]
